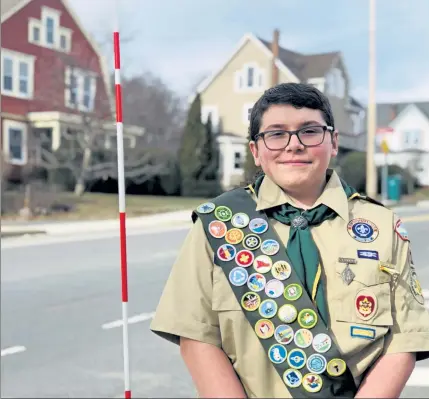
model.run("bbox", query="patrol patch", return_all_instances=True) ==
[196,202,215,214]
[255,319,275,339]
[347,218,379,243]
[302,373,323,393]
[231,212,250,229]
[275,324,294,345]
[253,254,273,274]
[268,344,287,364]
[235,249,254,268]
[265,279,284,299]
[355,289,378,321]
[395,219,409,241]
[247,273,266,292]
[217,243,236,261]
[283,368,302,388]
[259,299,278,318]
[409,267,425,305]
[287,348,307,369]
[307,354,327,374]
[249,218,269,234]
[208,220,227,238]
[229,267,248,287]
[241,292,261,311]
[357,250,379,260]
[350,326,376,340]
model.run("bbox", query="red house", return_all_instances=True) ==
[1,0,142,179]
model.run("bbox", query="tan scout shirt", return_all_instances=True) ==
[150,171,429,398]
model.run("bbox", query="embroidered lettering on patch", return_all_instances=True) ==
[350,326,376,340]
[357,250,379,260]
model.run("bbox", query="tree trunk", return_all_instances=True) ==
[74,145,93,196]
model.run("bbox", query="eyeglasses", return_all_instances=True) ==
[254,125,334,150]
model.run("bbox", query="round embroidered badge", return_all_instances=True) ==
[268,344,287,364]
[217,243,236,262]
[297,309,318,329]
[355,289,378,321]
[347,218,379,243]
[249,218,269,234]
[231,212,250,229]
[247,273,266,292]
[271,260,292,280]
[302,373,323,393]
[287,348,307,369]
[253,254,273,274]
[214,205,232,222]
[208,220,227,238]
[259,299,278,318]
[284,283,303,301]
[224,228,244,245]
[294,328,313,349]
[312,333,332,353]
[283,369,303,388]
[255,319,275,339]
[261,239,280,256]
[242,234,262,251]
[274,324,294,345]
[306,354,327,374]
[265,279,285,298]
[278,304,298,324]
[241,292,261,311]
[235,249,254,268]
[229,267,248,287]
[196,202,215,214]
[326,358,346,377]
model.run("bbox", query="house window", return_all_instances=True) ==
[247,67,254,88]
[83,76,91,108]
[403,129,422,148]
[326,68,345,98]
[46,16,55,45]
[235,63,265,92]
[65,66,97,111]
[2,120,27,165]
[242,103,254,124]
[33,26,40,42]
[60,34,67,50]
[1,50,35,99]
[201,105,219,132]
[234,152,243,169]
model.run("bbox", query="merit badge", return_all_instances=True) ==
[259,299,278,318]
[225,228,244,245]
[231,212,250,229]
[272,260,292,280]
[243,234,262,251]
[307,354,327,374]
[209,220,227,238]
[284,283,303,301]
[255,319,275,339]
[409,267,425,305]
[197,202,215,214]
[395,218,409,241]
[235,249,254,268]
[241,292,261,311]
[327,358,346,377]
[217,243,236,262]
[312,333,332,353]
[275,324,294,345]
[357,250,379,260]
[278,304,298,324]
[265,279,285,299]
[247,273,266,292]
[283,369,303,389]
[355,289,378,321]
[261,239,280,256]
[214,205,232,222]
[287,348,307,369]
[229,267,248,287]
[268,344,287,364]
[253,255,273,274]
[347,218,379,243]
[294,328,313,349]
[249,218,269,234]
[302,373,323,393]
[298,309,318,329]
[350,326,376,340]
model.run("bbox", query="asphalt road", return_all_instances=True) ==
[1,209,429,398]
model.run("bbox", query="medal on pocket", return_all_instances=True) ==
[339,257,357,285]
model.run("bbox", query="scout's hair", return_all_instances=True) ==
[248,82,335,141]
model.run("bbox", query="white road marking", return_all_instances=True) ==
[406,367,429,387]
[1,346,26,357]
[102,312,156,330]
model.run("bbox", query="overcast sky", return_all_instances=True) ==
[69,0,429,104]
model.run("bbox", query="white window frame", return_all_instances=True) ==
[1,49,35,99]
[351,110,365,134]
[201,105,219,131]
[65,66,97,112]
[234,63,265,93]
[58,27,72,52]
[326,67,345,98]
[403,129,422,149]
[233,150,244,170]
[28,18,42,44]
[307,77,325,92]
[242,103,254,124]
[2,120,28,165]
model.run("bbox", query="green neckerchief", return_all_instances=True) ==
[253,173,358,326]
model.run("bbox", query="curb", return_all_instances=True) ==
[1,209,193,238]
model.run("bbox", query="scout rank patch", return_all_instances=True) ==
[347,218,379,243]
[355,289,378,321]
[198,204,351,393]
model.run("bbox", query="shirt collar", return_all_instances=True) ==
[254,169,349,221]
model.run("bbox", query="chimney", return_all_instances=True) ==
[271,29,280,87]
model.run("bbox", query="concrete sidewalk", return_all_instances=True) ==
[1,209,194,238]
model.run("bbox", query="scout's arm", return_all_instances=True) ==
[354,352,415,398]
[180,337,247,398]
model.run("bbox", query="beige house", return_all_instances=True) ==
[192,30,366,190]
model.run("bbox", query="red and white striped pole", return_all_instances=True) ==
[113,29,132,399]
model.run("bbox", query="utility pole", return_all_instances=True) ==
[366,0,377,197]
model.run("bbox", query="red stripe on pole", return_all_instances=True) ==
[115,84,123,123]
[120,212,128,302]
[125,390,131,399]
[114,32,120,69]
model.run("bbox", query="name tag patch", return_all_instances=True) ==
[350,326,376,340]
[357,250,379,260]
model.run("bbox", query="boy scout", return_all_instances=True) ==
[150,83,429,398]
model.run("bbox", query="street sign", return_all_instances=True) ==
[380,139,389,154]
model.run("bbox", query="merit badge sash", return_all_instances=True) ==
[193,188,357,398]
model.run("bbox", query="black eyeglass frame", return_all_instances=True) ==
[254,125,334,150]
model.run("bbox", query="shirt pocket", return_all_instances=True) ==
[334,260,393,327]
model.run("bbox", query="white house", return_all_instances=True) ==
[374,102,429,186]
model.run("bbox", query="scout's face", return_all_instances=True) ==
[249,104,338,192]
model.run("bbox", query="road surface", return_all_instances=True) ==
[1,208,429,398]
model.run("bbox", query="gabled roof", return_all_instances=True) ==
[1,0,114,115]
[259,38,339,81]
[377,101,429,127]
